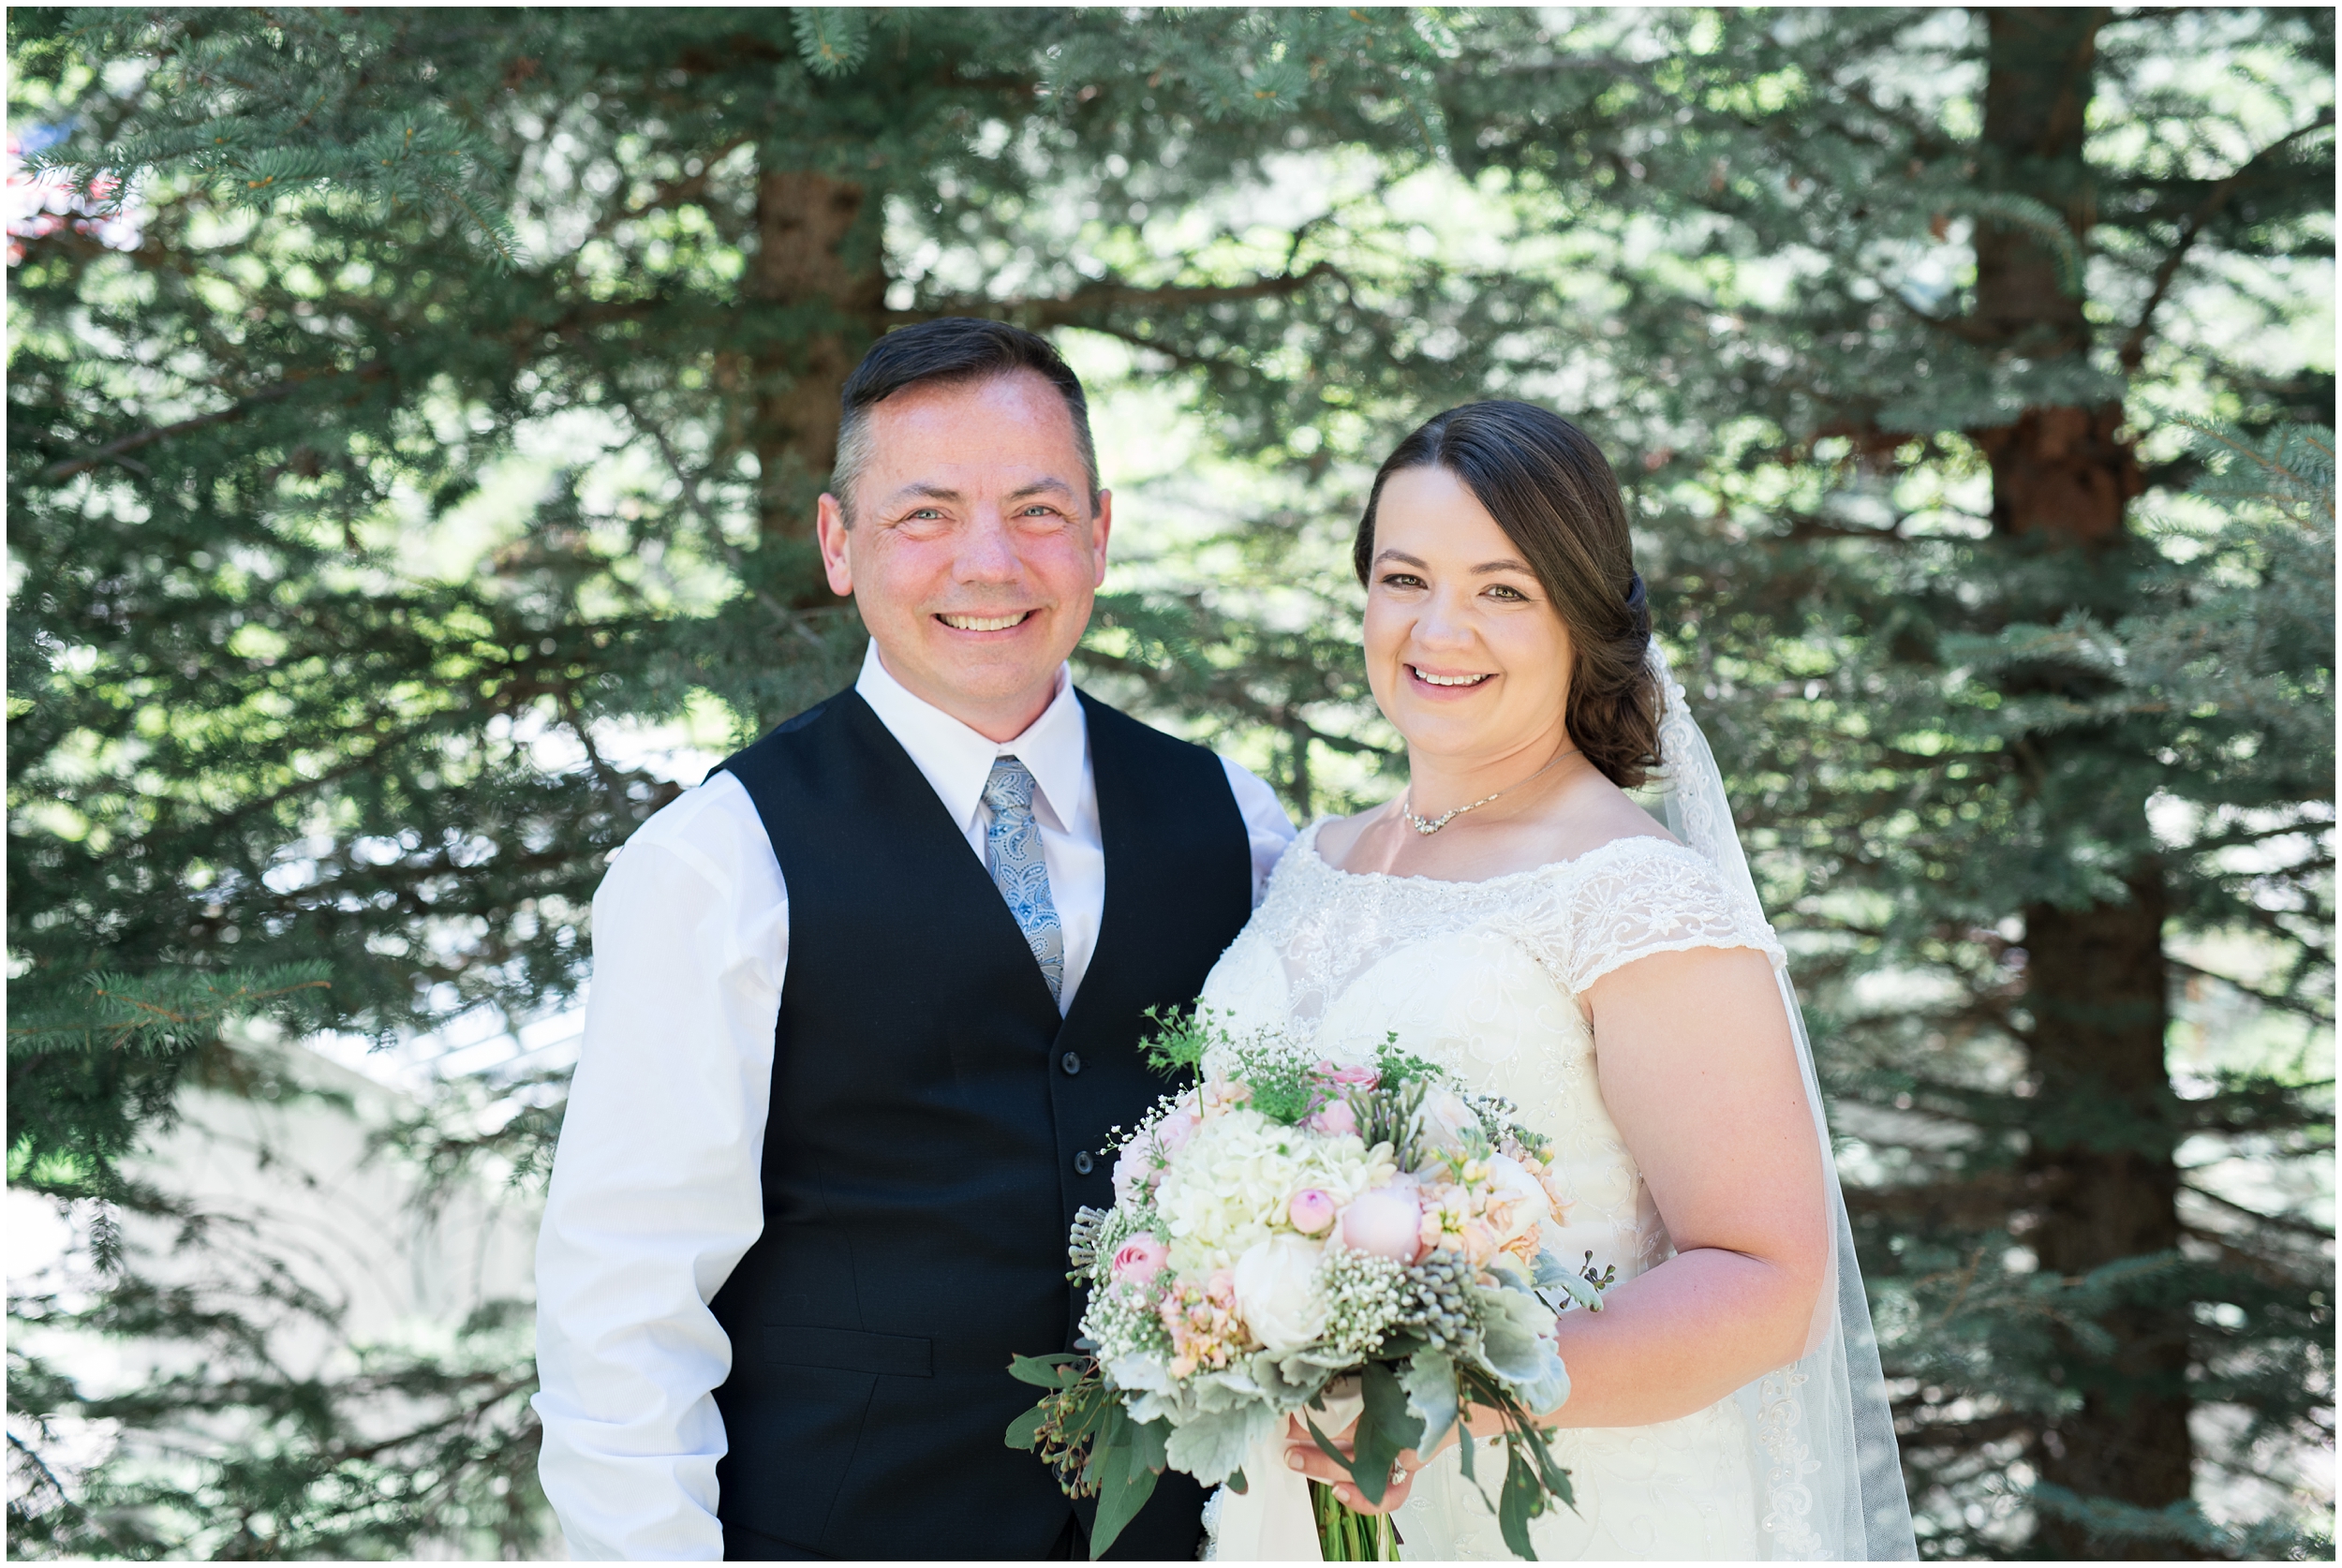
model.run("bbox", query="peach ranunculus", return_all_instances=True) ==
[1198,1077,1252,1121]
[1483,1152,1555,1254]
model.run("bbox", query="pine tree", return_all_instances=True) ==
[6,5,1542,1553]
[1426,7,2333,1555]
[9,6,2331,1559]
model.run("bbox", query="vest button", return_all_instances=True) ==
[1060,1051,1082,1075]
[1073,1150,1094,1176]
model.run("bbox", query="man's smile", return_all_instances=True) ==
[936,610,1037,632]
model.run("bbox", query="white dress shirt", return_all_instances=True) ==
[533,643,1296,1561]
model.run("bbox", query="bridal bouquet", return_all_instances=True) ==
[1008,1011,1606,1561]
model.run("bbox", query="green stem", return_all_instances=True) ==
[1311,1480,1401,1561]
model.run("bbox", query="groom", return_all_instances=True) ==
[533,318,1293,1560]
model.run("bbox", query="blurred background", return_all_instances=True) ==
[7,7,2332,1560]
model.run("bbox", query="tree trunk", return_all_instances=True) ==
[1968,10,2190,1556]
[746,164,889,554]
[2020,877,2194,1558]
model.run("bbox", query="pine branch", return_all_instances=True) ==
[1778,510,1920,543]
[902,260,1340,330]
[585,135,751,243]
[1842,1171,2030,1229]
[2178,1180,2335,1244]
[2118,109,2337,372]
[2163,954,2333,1023]
[1891,1410,2038,1449]
[38,362,390,483]
[2180,1231,2333,1291]
[2177,1080,2337,1136]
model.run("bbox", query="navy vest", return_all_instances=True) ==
[709,688,1253,1560]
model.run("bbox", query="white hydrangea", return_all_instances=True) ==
[1154,1107,1396,1281]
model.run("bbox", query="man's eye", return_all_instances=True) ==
[1021,504,1059,517]
[906,508,944,522]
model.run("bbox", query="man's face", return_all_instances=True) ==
[817,370,1111,741]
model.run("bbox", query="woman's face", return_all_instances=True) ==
[1361,465,1575,767]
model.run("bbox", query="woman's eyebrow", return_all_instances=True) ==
[1472,557,1534,575]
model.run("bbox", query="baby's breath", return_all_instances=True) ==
[1319,1245,1408,1358]
[1081,1274,1175,1367]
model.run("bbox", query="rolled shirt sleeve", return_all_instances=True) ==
[532,774,786,1561]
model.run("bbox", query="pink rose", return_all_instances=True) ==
[1154,1108,1200,1156]
[1327,1064,1380,1088]
[1287,1189,1337,1234]
[1339,1186,1425,1263]
[1306,1101,1358,1138]
[1112,1236,1168,1287]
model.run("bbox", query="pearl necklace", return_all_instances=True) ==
[1399,748,1581,836]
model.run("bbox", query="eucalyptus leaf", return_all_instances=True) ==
[1455,1409,1486,1498]
[1087,1436,1161,1561]
[1347,1360,1424,1505]
[1304,1413,1357,1484]
[1008,1353,1086,1389]
[1498,1441,1542,1561]
[1527,1426,1576,1513]
[1004,1403,1048,1451]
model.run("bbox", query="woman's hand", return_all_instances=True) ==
[1278,1402,1510,1513]
[1280,1411,1429,1515]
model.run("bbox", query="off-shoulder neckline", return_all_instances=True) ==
[1292,816,1704,892]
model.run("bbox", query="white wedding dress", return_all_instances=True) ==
[1190,647,1916,1561]
[1195,821,1791,1560]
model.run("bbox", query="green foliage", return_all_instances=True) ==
[10,1275,542,1560]
[1003,1354,1169,1560]
[8,964,334,1204]
[7,4,2333,1560]
[1137,1004,1213,1083]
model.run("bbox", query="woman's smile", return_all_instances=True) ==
[1405,663,1497,691]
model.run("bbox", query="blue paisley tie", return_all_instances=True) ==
[981,757,1065,1006]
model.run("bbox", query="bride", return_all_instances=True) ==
[1199,402,1915,1560]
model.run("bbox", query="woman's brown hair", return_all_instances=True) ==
[1353,401,1662,787]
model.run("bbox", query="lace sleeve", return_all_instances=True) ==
[1549,836,1786,997]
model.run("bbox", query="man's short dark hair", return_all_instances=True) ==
[830,318,1099,522]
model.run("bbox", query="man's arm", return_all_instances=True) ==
[1219,757,1297,906]
[533,776,787,1561]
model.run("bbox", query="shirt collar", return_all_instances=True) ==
[854,640,1089,836]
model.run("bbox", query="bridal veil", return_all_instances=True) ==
[1646,642,1918,1560]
